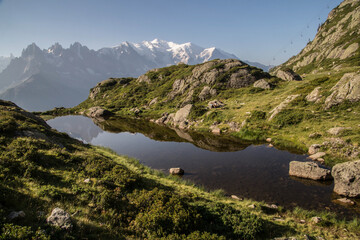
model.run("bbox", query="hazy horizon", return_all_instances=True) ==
[0,0,343,65]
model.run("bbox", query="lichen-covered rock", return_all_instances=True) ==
[308,144,321,155]
[327,127,352,135]
[198,86,216,100]
[173,104,192,126]
[324,73,360,109]
[87,106,113,118]
[332,160,360,197]
[46,208,72,230]
[208,100,225,109]
[276,69,302,81]
[289,161,332,180]
[306,87,323,103]
[308,152,326,160]
[253,79,271,89]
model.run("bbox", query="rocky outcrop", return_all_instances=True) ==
[324,73,360,109]
[289,161,332,180]
[308,152,326,161]
[198,86,217,100]
[169,168,184,175]
[208,100,225,109]
[87,106,113,118]
[173,104,192,128]
[47,208,72,230]
[90,78,118,100]
[305,87,322,103]
[253,79,271,89]
[332,160,360,197]
[308,144,321,155]
[327,126,352,135]
[275,69,302,81]
[271,1,360,74]
[268,94,300,120]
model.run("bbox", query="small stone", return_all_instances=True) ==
[169,168,184,175]
[334,198,356,206]
[46,208,72,230]
[309,132,322,138]
[308,152,326,160]
[268,144,274,147]
[231,195,243,200]
[347,108,352,112]
[300,219,306,224]
[8,211,25,220]
[327,127,351,136]
[212,127,221,135]
[308,144,321,155]
[311,216,322,223]
[84,178,91,183]
[266,138,272,142]
[317,158,325,164]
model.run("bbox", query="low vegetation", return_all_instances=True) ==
[1,100,359,239]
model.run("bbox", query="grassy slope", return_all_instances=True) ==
[1,103,360,239]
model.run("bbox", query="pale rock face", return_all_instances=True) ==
[253,79,271,89]
[324,73,360,109]
[173,104,193,125]
[275,69,302,81]
[306,87,323,103]
[268,94,300,120]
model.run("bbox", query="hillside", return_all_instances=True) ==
[2,101,360,239]
[271,0,359,75]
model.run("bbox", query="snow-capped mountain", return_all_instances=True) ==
[0,39,264,111]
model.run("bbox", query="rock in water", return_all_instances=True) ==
[8,211,25,220]
[289,161,332,180]
[47,208,72,230]
[332,160,360,197]
[169,168,184,175]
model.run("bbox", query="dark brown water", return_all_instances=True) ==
[47,115,360,217]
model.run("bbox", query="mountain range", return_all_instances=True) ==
[0,55,14,73]
[0,39,271,111]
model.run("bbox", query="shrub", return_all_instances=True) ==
[272,109,306,128]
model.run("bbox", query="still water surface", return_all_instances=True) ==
[47,115,359,217]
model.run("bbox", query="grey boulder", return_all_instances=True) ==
[289,161,332,180]
[332,160,360,197]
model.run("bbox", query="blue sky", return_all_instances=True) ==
[0,0,343,65]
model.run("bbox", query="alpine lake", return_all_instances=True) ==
[47,115,360,218]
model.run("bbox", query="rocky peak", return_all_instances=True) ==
[48,42,64,55]
[21,43,43,59]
